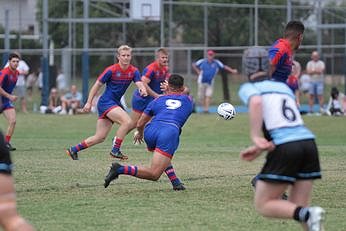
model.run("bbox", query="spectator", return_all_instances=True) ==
[5,52,30,113]
[56,69,68,94]
[26,70,38,100]
[60,85,82,115]
[299,70,311,95]
[39,88,62,114]
[306,51,325,114]
[36,69,43,91]
[192,50,237,113]
[325,87,345,116]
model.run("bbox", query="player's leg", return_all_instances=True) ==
[67,118,113,160]
[2,108,16,151]
[104,151,171,188]
[0,174,34,231]
[107,107,132,159]
[164,163,185,190]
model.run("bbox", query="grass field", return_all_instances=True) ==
[2,111,345,231]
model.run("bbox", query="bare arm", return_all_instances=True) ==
[224,65,238,74]
[192,63,201,75]
[82,80,103,112]
[0,87,17,102]
[135,81,148,97]
[142,76,160,98]
[133,113,152,144]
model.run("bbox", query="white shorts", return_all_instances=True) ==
[198,83,214,100]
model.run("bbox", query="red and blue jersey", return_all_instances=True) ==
[287,75,299,92]
[144,94,193,130]
[143,61,170,94]
[0,66,18,104]
[97,63,141,104]
[269,38,293,82]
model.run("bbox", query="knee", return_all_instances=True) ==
[8,118,16,127]
[149,170,163,181]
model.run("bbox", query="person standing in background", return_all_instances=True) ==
[5,52,29,113]
[306,51,326,114]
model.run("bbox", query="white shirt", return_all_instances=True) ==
[56,73,67,91]
[306,60,325,82]
[5,60,30,87]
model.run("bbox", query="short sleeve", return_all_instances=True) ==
[143,99,155,117]
[142,66,155,80]
[133,69,141,82]
[195,59,204,67]
[215,60,225,69]
[238,82,261,106]
[0,71,6,85]
[97,67,113,84]
[269,47,282,66]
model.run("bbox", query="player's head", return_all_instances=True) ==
[168,74,184,92]
[116,45,132,66]
[284,20,305,50]
[207,50,215,60]
[156,48,169,67]
[242,46,270,82]
[8,53,20,71]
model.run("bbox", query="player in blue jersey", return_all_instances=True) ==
[66,45,147,160]
[0,132,34,231]
[239,46,324,231]
[269,21,304,83]
[0,53,20,151]
[104,74,193,190]
[192,50,237,113]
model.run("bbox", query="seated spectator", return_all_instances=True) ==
[60,85,82,115]
[325,87,346,116]
[40,88,62,114]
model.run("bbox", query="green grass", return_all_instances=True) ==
[1,112,345,231]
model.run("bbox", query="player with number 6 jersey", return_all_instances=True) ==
[104,74,193,190]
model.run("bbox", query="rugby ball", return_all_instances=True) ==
[217,102,236,120]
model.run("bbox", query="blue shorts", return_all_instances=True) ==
[308,81,324,95]
[144,122,180,159]
[0,101,14,113]
[132,92,154,113]
[97,99,123,119]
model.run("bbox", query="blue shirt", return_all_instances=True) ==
[144,94,193,130]
[238,80,314,145]
[195,58,224,84]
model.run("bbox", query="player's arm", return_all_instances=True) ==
[133,113,152,144]
[142,76,160,98]
[224,65,238,74]
[83,80,103,113]
[0,76,17,102]
[135,81,148,97]
[240,95,274,161]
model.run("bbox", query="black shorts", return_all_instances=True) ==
[0,132,12,175]
[258,139,321,184]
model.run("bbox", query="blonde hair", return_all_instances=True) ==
[156,47,168,56]
[117,45,132,55]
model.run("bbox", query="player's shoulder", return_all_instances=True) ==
[128,64,139,72]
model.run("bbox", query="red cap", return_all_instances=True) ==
[207,50,215,55]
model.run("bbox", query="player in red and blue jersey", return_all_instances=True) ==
[66,45,147,160]
[104,74,193,190]
[0,53,20,151]
[269,21,304,83]
[130,48,170,129]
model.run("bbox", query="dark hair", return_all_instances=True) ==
[331,87,339,99]
[284,21,305,38]
[168,74,184,89]
[8,53,20,61]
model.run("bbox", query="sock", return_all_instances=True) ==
[293,206,310,222]
[164,165,182,186]
[117,165,138,176]
[5,135,11,143]
[112,137,123,153]
[71,140,88,153]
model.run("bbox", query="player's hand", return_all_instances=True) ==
[9,95,18,102]
[160,80,168,93]
[139,87,148,97]
[82,102,92,113]
[231,69,238,74]
[133,130,143,145]
[252,137,275,152]
[240,146,263,161]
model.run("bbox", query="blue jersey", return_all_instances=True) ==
[144,94,193,130]
[238,80,314,145]
[0,66,18,106]
[269,38,293,83]
[97,64,141,105]
[195,58,224,84]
